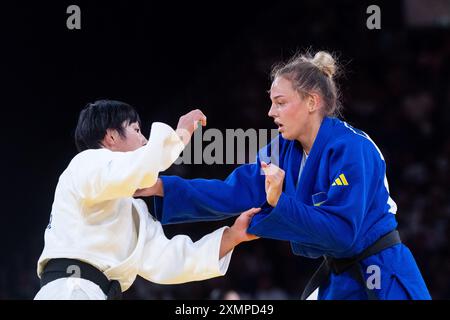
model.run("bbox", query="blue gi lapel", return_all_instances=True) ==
[283,140,302,196]
[295,117,335,203]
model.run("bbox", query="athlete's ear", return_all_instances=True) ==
[103,128,120,148]
[307,92,321,113]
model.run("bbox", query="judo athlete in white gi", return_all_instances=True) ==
[34,100,259,300]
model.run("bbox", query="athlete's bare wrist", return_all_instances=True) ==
[155,178,164,196]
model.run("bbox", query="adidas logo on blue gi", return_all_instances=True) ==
[332,173,349,186]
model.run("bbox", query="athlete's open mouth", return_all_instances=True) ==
[275,121,284,131]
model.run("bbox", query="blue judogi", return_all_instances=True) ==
[154,117,431,299]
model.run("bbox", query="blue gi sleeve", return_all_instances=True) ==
[248,137,379,255]
[154,162,266,224]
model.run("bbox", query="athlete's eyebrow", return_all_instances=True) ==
[267,88,284,99]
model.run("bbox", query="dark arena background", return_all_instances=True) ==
[1,0,449,301]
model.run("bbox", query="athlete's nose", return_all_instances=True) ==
[268,104,276,118]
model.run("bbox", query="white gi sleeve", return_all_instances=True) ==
[138,220,233,284]
[74,122,184,203]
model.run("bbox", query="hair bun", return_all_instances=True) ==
[311,51,336,78]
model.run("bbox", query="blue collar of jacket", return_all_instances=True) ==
[282,116,336,202]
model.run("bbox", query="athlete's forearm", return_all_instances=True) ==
[133,178,164,197]
[219,227,241,259]
[219,208,260,259]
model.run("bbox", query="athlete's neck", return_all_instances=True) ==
[296,116,323,155]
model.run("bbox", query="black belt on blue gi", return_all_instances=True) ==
[300,229,402,300]
[40,258,122,300]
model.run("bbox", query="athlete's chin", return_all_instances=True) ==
[280,131,294,140]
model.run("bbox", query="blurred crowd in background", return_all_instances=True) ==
[1,0,449,299]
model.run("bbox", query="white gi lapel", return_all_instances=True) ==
[103,199,148,291]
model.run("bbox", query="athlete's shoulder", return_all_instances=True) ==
[326,118,382,158]
[68,148,113,170]
[329,119,370,144]
[72,148,111,161]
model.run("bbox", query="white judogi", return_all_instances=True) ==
[35,122,232,300]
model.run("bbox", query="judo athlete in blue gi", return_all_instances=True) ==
[141,51,431,300]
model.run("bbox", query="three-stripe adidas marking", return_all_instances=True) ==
[332,174,349,186]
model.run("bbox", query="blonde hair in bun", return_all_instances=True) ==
[311,51,337,78]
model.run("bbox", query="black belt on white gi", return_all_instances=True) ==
[40,258,122,300]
